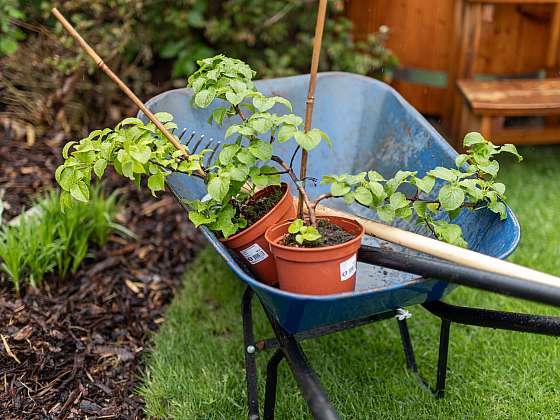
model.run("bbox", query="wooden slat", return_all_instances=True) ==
[491,126,560,144]
[458,78,560,114]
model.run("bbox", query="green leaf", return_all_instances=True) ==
[500,144,523,161]
[194,87,216,108]
[367,171,384,182]
[211,107,228,125]
[147,173,166,193]
[248,140,272,160]
[229,165,250,182]
[389,192,409,210]
[455,154,469,168]
[343,192,355,205]
[488,201,507,220]
[295,131,321,151]
[438,184,465,211]
[277,125,297,143]
[62,141,77,159]
[295,234,304,245]
[432,221,468,248]
[288,219,304,234]
[188,211,215,227]
[154,112,174,123]
[415,175,436,194]
[129,145,151,163]
[413,201,427,218]
[447,207,462,221]
[224,125,241,139]
[308,128,331,148]
[477,160,499,177]
[253,95,276,112]
[219,144,241,165]
[207,175,230,201]
[368,181,386,203]
[491,182,506,196]
[331,182,351,197]
[302,229,322,242]
[395,206,413,220]
[428,167,457,182]
[354,187,373,206]
[70,181,90,202]
[463,132,486,147]
[93,159,107,178]
[272,96,292,111]
[249,116,273,133]
[377,205,395,223]
[225,91,246,106]
[459,178,483,201]
[237,150,256,165]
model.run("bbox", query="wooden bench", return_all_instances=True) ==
[458,78,560,144]
[453,0,560,147]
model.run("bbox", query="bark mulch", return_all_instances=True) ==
[0,127,204,418]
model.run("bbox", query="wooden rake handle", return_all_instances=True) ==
[298,198,560,289]
[51,8,205,178]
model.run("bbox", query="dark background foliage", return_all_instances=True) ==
[0,0,397,137]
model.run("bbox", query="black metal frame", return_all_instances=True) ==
[240,246,560,419]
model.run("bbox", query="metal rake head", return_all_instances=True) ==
[174,127,222,167]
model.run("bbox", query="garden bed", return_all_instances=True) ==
[0,127,203,418]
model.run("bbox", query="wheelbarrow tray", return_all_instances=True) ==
[142,72,520,334]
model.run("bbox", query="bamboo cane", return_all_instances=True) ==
[51,8,206,178]
[305,200,560,289]
[297,0,328,217]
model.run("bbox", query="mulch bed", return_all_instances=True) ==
[0,127,204,418]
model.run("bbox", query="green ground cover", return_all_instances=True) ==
[140,146,560,419]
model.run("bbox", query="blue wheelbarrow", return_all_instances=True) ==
[143,73,560,419]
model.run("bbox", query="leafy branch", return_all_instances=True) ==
[56,54,522,249]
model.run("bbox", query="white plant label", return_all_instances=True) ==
[340,254,357,281]
[240,243,269,265]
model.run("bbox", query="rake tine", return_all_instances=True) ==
[192,134,205,153]
[178,128,189,142]
[206,141,221,166]
[184,131,196,149]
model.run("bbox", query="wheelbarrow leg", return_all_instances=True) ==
[436,319,451,398]
[396,310,430,391]
[264,310,340,420]
[424,299,560,398]
[242,287,260,420]
[263,349,285,420]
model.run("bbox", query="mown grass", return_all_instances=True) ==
[140,145,560,419]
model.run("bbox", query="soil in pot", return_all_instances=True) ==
[281,219,355,247]
[266,216,365,295]
[221,183,296,286]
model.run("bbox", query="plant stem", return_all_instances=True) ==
[271,155,317,226]
[311,193,332,210]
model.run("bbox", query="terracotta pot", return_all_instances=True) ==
[221,183,296,285]
[265,216,365,295]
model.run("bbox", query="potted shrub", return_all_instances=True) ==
[264,130,522,295]
[56,54,522,294]
[55,55,331,285]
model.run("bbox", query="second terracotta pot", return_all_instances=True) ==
[265,216,365,295]
[221,183,296,285]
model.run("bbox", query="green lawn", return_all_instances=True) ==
[139,146,560,419]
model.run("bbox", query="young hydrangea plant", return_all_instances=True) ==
[56,54,522,248]
[288,132,522,248]
[55,55,331,238]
